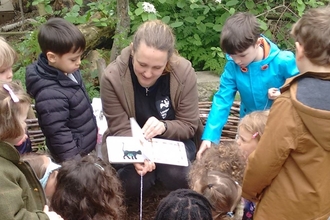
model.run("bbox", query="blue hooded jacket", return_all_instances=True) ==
[202,36,299,143]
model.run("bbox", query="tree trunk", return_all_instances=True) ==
[110,0,130,62]
[78,12,115,54]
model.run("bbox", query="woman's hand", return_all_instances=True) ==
[134,160,156,176]
[142,116,166,140]
[196,140,211,160]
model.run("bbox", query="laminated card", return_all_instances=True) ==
[106,118,188,166]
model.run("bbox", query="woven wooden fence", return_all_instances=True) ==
[199,101,240,141]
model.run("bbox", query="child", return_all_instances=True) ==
[195,170,243,220]
[243,7,330,219]
[21,152,61,203]
[50,155,126,220]
[154,188,213,220]
[0,81,62,219]
[237,110,269,158]
[197,12,299,160]
[0,36,33,154]
[236,110,269,220]
[189,142,246,219]
[25,18,98,163]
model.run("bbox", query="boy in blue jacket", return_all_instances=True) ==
[197,12,298,159]
[26,18,97,163]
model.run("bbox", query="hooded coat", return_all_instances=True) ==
[26,54,97,163]
[242,72,330,220]
[202,36,299,144]
[0,141,49,219]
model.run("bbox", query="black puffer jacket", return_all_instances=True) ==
[26,54,97,163]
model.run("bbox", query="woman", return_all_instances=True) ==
[100,20,202,197]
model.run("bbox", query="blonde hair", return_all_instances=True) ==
[132,20,177,73]
[291,7,330,66]
[238,110,269,141]
[0,37,17,69]
[199,171,242,220]
[0,81,31,141]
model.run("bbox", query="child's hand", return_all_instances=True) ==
[133,160,156,176]
[268,88,281,100]
[43,205,63,220]
[196,140,211,160]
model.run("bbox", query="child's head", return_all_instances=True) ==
[189,142,246,188]
[51,155,126,220]
[38,18,86,74]
[220,12,261,68]
[154,188,213,220]
[237,110,269,158]
[0,37,17,82]
[0,81,31,145]
[291,7,330,68]
[21,152,61,201]
[198,171,242,220]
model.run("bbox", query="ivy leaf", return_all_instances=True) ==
[162,16,171,24]
[185,17,195,23]
[213,24,222,32]
[259,20,268,31]
[245,0,255,10]
[197,23,206,33]
[226,0,239,7]
[134,8,144,16]
[170,22,184,28]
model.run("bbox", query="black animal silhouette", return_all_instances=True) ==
[122,142,142,159]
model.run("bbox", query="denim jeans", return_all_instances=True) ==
[113,139,196,198]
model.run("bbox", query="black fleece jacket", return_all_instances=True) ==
[25,54,97,163]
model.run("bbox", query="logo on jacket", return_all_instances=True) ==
[159,97,170,119]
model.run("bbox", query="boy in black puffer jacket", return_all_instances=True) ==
[26,18,97,163]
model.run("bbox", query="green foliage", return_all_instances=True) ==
[127,0,327,74]
[14,0,329,96]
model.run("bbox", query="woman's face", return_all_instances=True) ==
[236,127,259,158]
[132,41,168,88]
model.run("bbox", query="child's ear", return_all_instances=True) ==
[295,42,305,60]
[46,52,57,63]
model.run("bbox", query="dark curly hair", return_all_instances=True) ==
[50,155,126,220]
[154,189,213,220]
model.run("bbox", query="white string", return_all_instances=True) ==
[140,171,143,220]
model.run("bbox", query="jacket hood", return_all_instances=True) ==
[26,53,81,98]
[225,35,280,66]
[290,72,330,151]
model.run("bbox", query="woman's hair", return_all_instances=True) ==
[21,152,49,179]
[0,81,31,141]
[189,141,246,188]
[154,188,213,220]
[132,19,176,72]
[51,155,126,220]
[238,110,269,141]
[291,6,330,66]
[0,37,17,69]
[220,12,260,54]
[199,171,242,220]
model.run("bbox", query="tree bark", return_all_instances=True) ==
[78,12,115,54]
[110,0,130,62]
